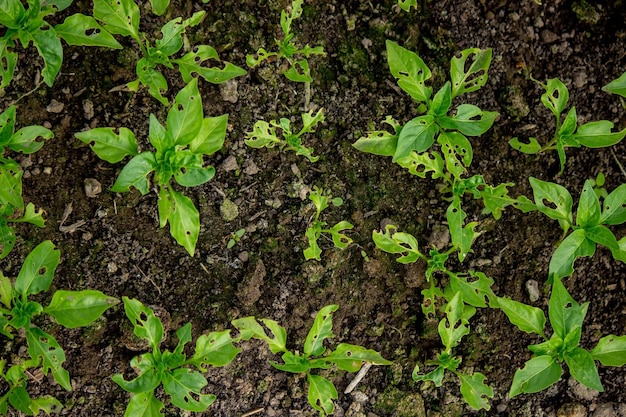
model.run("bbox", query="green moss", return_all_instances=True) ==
[375,386,426,417]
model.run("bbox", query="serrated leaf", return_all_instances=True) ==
[188,330,240,371]
[245,120,280,149]
[412,364,444,386]
[26,327,71,390]
[575,120,626,148]
[307,373,337,417]
[303,224,322,261]
[55,14,123,48]
[386,40,432,102]
[438,292,469,350]
[122,297,164,350]
[304,305,338,357]
[601,183,626,225]
[15,240,59,296]
[93,0,140,40]
[438,131,472,179]
[497,296,546,335]
[44,290,118,328]
[591,335,626,366]
[459,372,493,410]
[162,368,215,412]
[509,355,562,397]
[450,48,492,98]
[603,71,626,98]
[76,127,138,164]
[396,150,444,179]
[329,221,353,249]
[284,59,312,83]
[111,152,156,195]
[393,115,437,161]
[173,45,247,84]
[112,359,160,395]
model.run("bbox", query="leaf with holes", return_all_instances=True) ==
[166,78,204,146]
[187,330,240,371]
[121,297,164,350]
[44,290,119,328]
[111,152,156,195]
[449,48,492,98]
[386,40,432,102]
[173,45,247,84]
[162,368,215,412]
[449,271,495,308]
[600,183,626,225]
[15,241,60,297]
[592,335,626,367]
[438,104,498,137]
[459,372,493,410]
[352,116,401,157]
[93,0,140,41]
[307,374,337,416]
[321,343,392,372]
[541,78,569,118]
[372,224,423,264]
[304,305,338,357]
[393,115,437,161]
[55,14,123,48]
[529,177,573,233]
[446,197,478,262]
[26,327,71,391]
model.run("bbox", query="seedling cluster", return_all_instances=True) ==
[1,0,626,415]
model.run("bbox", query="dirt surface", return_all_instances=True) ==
[1,0,626,416]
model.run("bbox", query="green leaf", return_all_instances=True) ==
[167,79,203,146]
[0,37,17,88]
[372,224,423,264]
[449,271,495,308]
[398,0,417,11]
[429,82,452,117]
[188,114,228,156]
[12,202,44,228]
[284,59,312,83]
[446,198,477,262]
[173,45,247,84]
[564,347,603,391]
[438,292,469,350]
[0,162,23,209]
[7,386,32,415]
[549,277,587,343]
[30,26,63,86]
[29,396,63,415]
[304,305,338,357]
[575,120,626,148]
[549,229,595,281]
[44,290,118,328]
[541,78,569,118]
[93,0,140,40]
[329,221,353,249]
[113,359,161,394]
[188,330,240,371]
[0,1,24,28]
[449,48,492,98]
[393,115,437,161]
[76,127,138,164]
[15,240,59,297]
[412,364,444,386]
[509,137,542,154]
[509,355,562,397]
[55,14,123,48]
[122,297,164,350]
[396,150,444,179]
[148,114,173,160]
[459,372,493,410]
[438,104,497,136]
[0,272,12,308]
[9,125,53,154]
[438,131,472,179]
[245,120,280,149]
[136,59,169,105]
[529,177,573,232]
[601,183,626,225]
[497,296,546,335]
[307,374,337,417]
[585,225,625,262]
[0,220,16,260]
[303,224,322,261]
[591,335,626,366]
[385,40,432,102]
[322,343,391,372]
[110,152,156,195]
[577,179,602,227]
[162,368,215,412]
[603,71,626,98]
[352,116,400,157]
[172,154,215,187]
[150,0,169,15]
[26,327,71,390]
[231,316,287,354]
[162,189,199,256]
[123,391,163,417]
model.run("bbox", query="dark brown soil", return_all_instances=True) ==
[1,0,626,416]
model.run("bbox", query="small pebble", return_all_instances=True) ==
[84,178,102,198]
[526,279,540,302]
[46,99,64,113]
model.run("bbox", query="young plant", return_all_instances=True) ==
[227,228,245,249]
[413,292,494,410]
[113,297,240,417]
[303,188,353,261]
[398,0,417,12]
[0,105,51,258]
[232,305,391,416]
[498,277,626,397]
[246,0,325,84]
[93,0,245,104]
[0,0,122,88]
[354,41,532,261]
[509,78,626,172]
[0,241,119,415]
[526,177,626,281]
[245,108,324,162]
[76,79,226,256]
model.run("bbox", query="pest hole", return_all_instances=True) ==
[86,28,100,36]
[38,267,47,276]
[139,312,148,321]
[177,104,184,111]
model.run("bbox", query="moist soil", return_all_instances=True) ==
[1,0,626,416]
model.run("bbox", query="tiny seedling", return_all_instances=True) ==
[397,0,417,12]
[227,228,245,249]
[113,297,240,417]
[526,177,626,281]
[303,188,353,261]
[499,277,626,397]
[509,77,626,173]
[0,0,122,88]
[0,105,52,258]
[232,305,391,416]
[76,79,226,256]
[0,241,118,415]
[93,0,245,104]
[245,108,324,162]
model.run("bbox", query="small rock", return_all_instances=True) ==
[220,198,239,221]
[568,377,600,401]
[46,99,64,113]
[219,79,239,103]
[557,402,587,417]
[83,99,94,120]
[244,159,259,175]
[107,262,118,273]
[221,155,239,172]
[428,224,450,250]
[351,391,369,404]
[526,279,541,302]
[541,29,559,43]
[592,403,626,417]
[43,167,52,175]
[237,258,265,305]
[84,178,102,198]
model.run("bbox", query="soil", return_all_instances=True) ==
[1,0,626,416]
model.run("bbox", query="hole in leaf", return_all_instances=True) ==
[38,267,47,276]
[139,312,148,322]
[177,104,184,111]
[540,198,557,210]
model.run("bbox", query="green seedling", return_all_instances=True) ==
[113,297,240,417]
[354,41,532,261]
[0,241,118,415]
[397,0,417,12]
[413,292,494,410]
[0,0,122,88]
[303,188,353,261]
[92,0,245,104]
[603,71,626,98]
[246,0,325,84]
[245,108,324,162]
[0,105,51,258]
[527,177,626,281]
[232,305,391,416]
[499,277,626,397]
[76,79,226,256]
[509,77,626,173]
[227,228,245,249]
